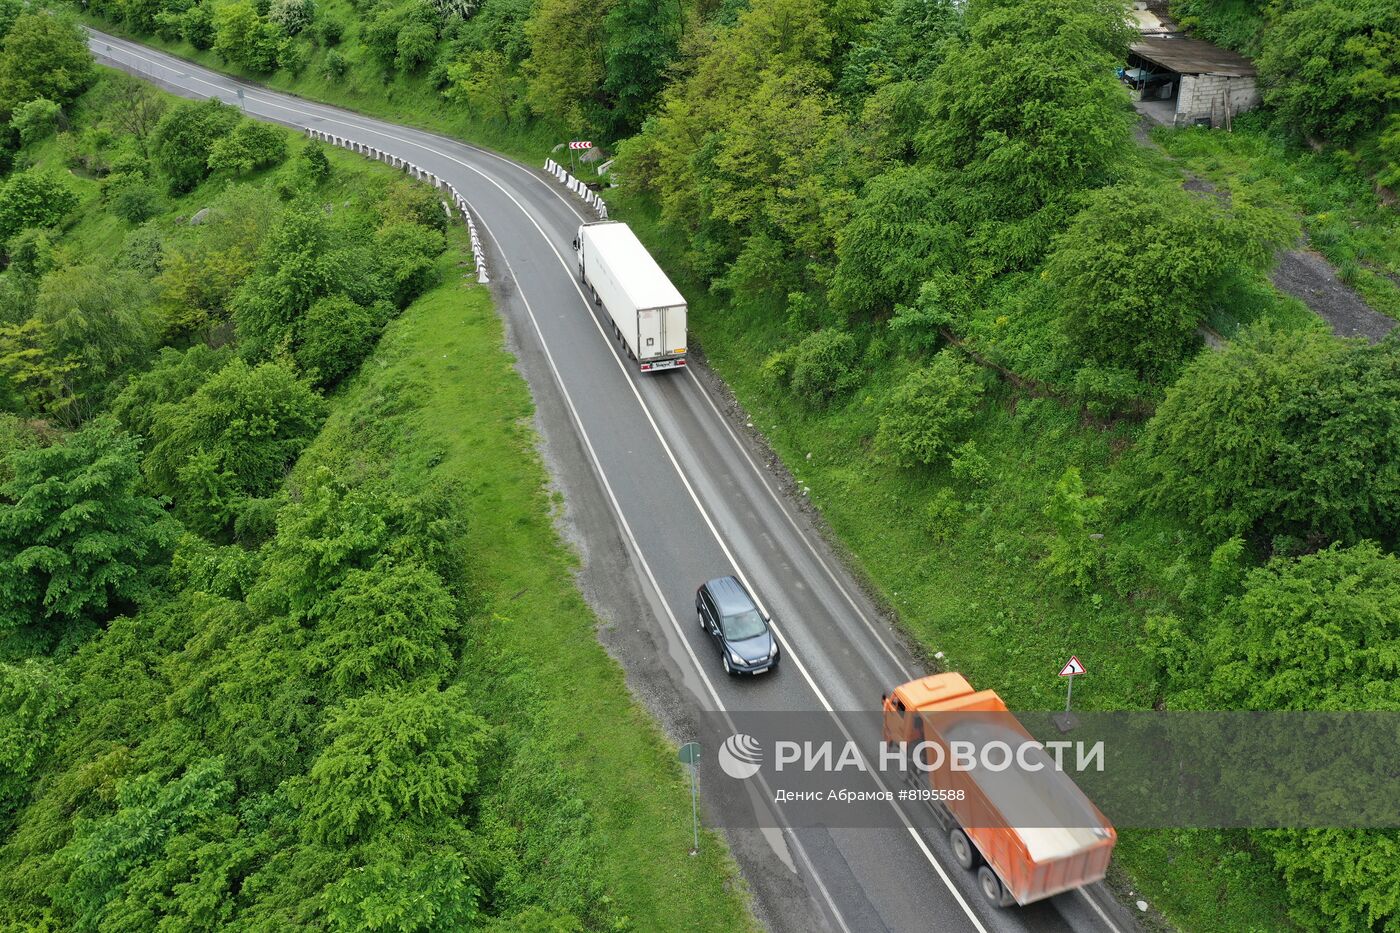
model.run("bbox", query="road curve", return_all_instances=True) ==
[88,29,1140,933]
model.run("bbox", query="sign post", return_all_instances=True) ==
[568,140,592,175]
[678,742,701,855]
[1054,656,1086,733]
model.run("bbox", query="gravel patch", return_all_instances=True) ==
[1271,249,1396,342]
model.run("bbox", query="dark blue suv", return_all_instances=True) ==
[696,576,779,676]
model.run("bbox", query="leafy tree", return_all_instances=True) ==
[295,294,376,387]
[151,98,242,193]
[765,328,861,408]
[1140,326,1400,545]
[617,0,855,280]
[8,96,59,145]
[599,0,679,136]
[0,658,71,816]
[0,168,78,240]
[145,358,325,536]
[0,318,74,416]
[112,344,234,438]
[875,350,984,466]
[53,757,239,931]
[1043,183,1251,381]
[920,0,1133,257]
[838,0,961,101]
[0,0,21,43]
[374,221,444,306]
[268,0,315,34]
[323,839,482,932]
[0,13,94,113]
[207,120,289,175]
[232,203,341,357]
[33,264,155,420]
[212,0,279,72]
[299,685,489,844]
[444,50,525,123]
[310,558,457,694]
[523,0,613,128]
[1256,0,1400,145]
[827,166,961,319]
[0,417,177,633]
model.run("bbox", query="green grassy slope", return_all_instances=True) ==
[307,240,758,931]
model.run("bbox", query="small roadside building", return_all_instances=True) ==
[1125,38,1260,127]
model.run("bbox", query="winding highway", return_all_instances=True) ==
[88,29,1141,933]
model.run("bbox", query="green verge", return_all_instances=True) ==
[304,228,757,933]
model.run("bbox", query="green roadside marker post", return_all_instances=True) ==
[679,742,701,856]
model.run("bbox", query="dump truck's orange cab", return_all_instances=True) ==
[883,673,1116,908]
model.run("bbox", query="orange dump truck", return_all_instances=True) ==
[882,673,1116,907]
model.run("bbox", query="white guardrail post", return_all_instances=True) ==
[305,126,489,285]
[542,159,608,220]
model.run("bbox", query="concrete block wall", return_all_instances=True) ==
[1175,74,1260,126]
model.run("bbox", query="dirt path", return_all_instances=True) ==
[1270,249,1396,341]
[1143,119,1396,342]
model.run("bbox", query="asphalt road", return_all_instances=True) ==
[88,30,1143,933]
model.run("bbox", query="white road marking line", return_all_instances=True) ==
[467,201,855,933]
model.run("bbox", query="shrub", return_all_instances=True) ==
[151,98,241,193]
[1141,325,1400,545]
[207,121,288,176]
[783,329,860,408]
[9,97,60,145]
[317,16,344,45]
[104,172,164,223]
[1256,0,1400,145]
[395,18,438,72]
[1041,466,1104,595]
[145,358,326,537]
[295,294,376,387]
[324,48,348,78]
[374,221,445,306]
[875,350,983,467]
[0,168,78,240]
[299,685,489,844]
[0,418,177,633]
[1044,182,1255,381]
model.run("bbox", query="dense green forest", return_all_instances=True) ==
[0,14,759,930]
[15,0,1400,928]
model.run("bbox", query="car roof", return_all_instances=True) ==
[704,576,758,616]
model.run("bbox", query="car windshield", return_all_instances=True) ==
[722,608,766,641]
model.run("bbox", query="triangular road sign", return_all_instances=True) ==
[1058,656,1086,677]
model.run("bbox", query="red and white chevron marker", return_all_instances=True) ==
[569,140,593,150]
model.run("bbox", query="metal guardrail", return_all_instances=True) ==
[543,158,609,219]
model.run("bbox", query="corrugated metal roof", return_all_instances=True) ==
[1130,38,1257,77]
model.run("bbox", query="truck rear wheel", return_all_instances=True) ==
[949,829,976,870]
[977,866,1014,908]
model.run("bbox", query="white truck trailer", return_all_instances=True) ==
[573,221,687,373]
